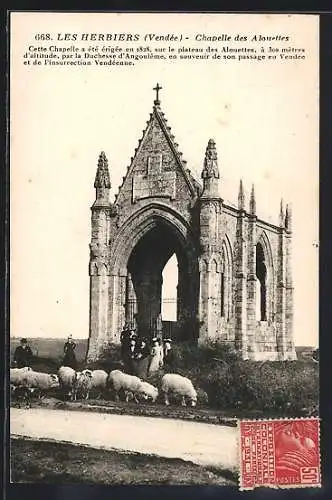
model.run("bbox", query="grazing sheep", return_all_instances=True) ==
[11,367,59,392]
[89,369,108,398]
[58,366,77,400]
[161,373,197,407]
[107,370,143,403]
[10,369,59,403]
[24,370,60,391]
[10,367,32,386]
[74,369,93,400]
[137,381,159,403]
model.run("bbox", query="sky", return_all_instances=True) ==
[10,13,319,346]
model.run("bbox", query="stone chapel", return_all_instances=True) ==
[87,84,296,362]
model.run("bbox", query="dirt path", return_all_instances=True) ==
[11,407,238,471]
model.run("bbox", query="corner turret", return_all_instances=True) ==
[238,179,245,211]
[279,198,285,227]
[201,139,220,197]
[94,151,111,206]
[285,203,292,233]
[249,184,256,216]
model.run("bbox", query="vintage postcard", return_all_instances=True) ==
[9,12,319,488]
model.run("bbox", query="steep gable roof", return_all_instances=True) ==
[114,101,200,203]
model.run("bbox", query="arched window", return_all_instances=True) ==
[221,238,233,321]
[256,242,267,321]
[221,270,225,317]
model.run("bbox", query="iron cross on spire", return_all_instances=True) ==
[153,83,162,104]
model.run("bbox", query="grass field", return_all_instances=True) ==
[10,337,88,364]
[11,438,235,485]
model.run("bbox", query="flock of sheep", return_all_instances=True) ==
[10,366,198,408]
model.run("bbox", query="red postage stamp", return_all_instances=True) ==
[239,418,321,490]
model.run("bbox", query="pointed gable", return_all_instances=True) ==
[115,102,199,206]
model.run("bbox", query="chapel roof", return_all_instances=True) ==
[114,84,202,202]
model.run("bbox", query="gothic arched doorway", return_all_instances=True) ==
[108,205,199,342]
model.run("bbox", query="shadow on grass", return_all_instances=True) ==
[11,437,236,486]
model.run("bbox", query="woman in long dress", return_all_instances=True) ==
[63,335,77,370]
[163,339,174,370]
[148,338,163,375]
[132,339,150,378]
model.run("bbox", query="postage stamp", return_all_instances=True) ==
[239,418,321,490]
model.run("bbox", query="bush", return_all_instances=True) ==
[161,341,319,417]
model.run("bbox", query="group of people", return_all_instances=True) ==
[13,326,174,378]
[120,323,173,377]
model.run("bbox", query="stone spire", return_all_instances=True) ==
[279,198,285,227]
[202,139,219,179]
[94,151,111,189]
[94,151,111,206]
[285,203,292,232]
[249,184,256,216]
[238,179,245,211]
[201,139,220,197]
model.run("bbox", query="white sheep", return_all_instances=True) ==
[107,370,143,403]
[161,373,197,407]
[24,370,60,391]
[74,369,93,400]
[137,381,158,403]
[10,367,59,393]
[10,367,32,386]
[88,369,108,398]
[58,366,77,400]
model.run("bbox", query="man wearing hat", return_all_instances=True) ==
[13,338,33,368]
